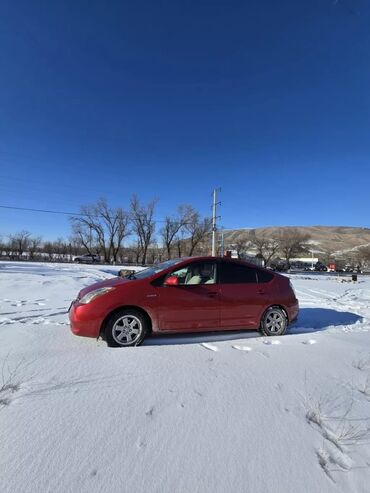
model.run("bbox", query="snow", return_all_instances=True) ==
[1,261,370,492]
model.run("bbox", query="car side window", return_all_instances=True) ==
[219,262,257,284]
[256,269,273,283]
[170,262,217,285]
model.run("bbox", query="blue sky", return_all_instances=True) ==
[0,0,369,240]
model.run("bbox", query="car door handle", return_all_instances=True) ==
[257,289,266,295]
[207,292,218,298]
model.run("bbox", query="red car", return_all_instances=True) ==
[69,256,299,347]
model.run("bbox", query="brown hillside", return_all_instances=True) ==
[223,226,370,255]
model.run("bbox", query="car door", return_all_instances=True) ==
[219,261,269,329]
[157,261,220,331]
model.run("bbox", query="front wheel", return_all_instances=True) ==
[105,309,149,347]
[260,307,287,336]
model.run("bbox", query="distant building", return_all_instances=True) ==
[290,257,319,264]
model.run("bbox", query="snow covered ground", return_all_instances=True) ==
[1,261,370,493]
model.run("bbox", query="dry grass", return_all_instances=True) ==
[0,355,23,408]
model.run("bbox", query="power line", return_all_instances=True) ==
[0,204,86,217]
[0,204,206,225]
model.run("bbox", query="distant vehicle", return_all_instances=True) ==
[73,254,100,264]
[290,262,306,271]
[270,260,289,272]
[314,262,327,272]
[69,256,299,347]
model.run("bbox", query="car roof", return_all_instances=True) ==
[147,255,277,282]
[178,255,264,269]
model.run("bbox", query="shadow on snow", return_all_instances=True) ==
[289,307,363,334]
[143,308,363,346]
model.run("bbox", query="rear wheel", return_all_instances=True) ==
[105,309,149,347]
[260,307,287,336]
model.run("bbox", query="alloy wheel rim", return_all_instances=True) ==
[265,310,285,333]
[112,315,142,346]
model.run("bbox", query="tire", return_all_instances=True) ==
[260,307,287,337]
[105,309,149,347]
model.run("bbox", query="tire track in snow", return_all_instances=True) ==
[201,343,219,352]
[232,345,252,352]
[302,339,317,345]
[263,339,281,345]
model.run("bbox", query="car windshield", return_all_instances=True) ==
[132,258,186,280]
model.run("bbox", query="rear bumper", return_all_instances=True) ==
[287,300,299,325]
[69,302,102,339]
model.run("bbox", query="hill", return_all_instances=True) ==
[223,225,370,257]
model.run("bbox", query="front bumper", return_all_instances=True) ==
[69,301,102,339]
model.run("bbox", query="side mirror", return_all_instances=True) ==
[164,275,179,286]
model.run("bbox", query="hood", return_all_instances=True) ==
[78,276,130,299]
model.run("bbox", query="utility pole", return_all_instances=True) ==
[211,188,221,256]
[220,230,225,257]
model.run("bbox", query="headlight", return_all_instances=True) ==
[79,287,115,304]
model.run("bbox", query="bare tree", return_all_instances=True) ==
[9,230,31,259]
[3,239,14,259]
[277,228,311,266]
[130,195,157,265]
[70,198,130,263]
[68,236,84,260]
[248,230,279,267]
[183,208,212,256]
[132,239,142,264]
[160,205,192,259]
[123,242,141,265]
[97,200,130,263]
[354,246,370,270]
[174,232,185,258]
[52,238,69,261]
[320,247,335,266]
[71,223,96,257]
[147,242,160,264]
[233,237,251,259]
[43,241,55,261]
[28,236,42,260]
[358,246,370,262]
[160,217,182,260]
